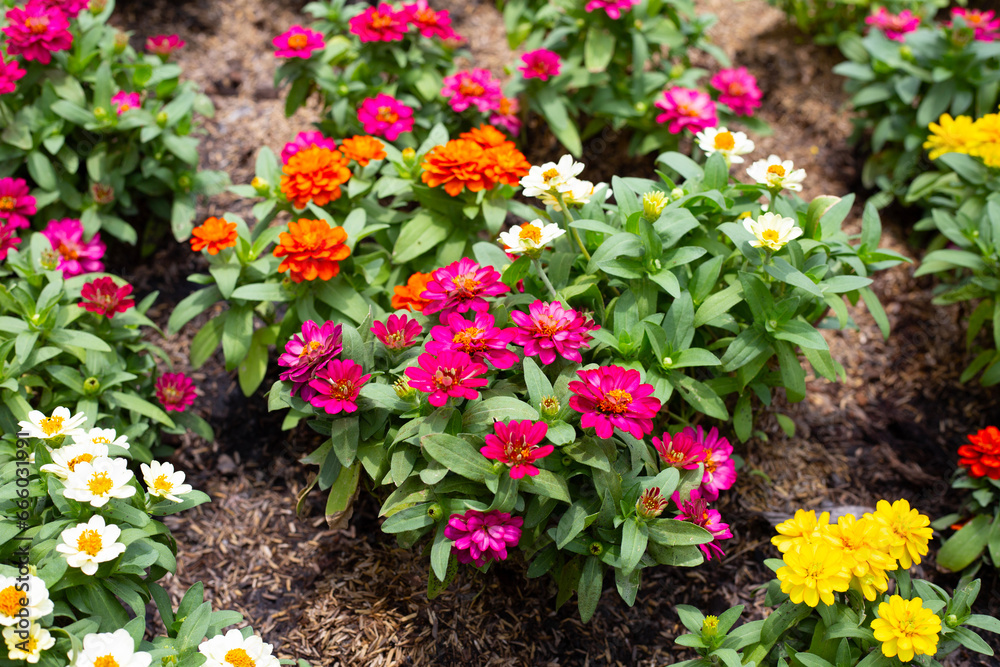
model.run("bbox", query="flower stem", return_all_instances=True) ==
[533,257,559,301]
[556,193,591,262]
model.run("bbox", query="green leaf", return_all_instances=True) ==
[556,502,591,548]
[229,282,289,302]
[325,462,361,528]
[693,283,743,327]
[27,150,57,190]
[951,626,995,656]
[536,88,582,157]
[577,556,604,623]
[47,329,112,352]
[462,396,539,427]
[209,263,241,300]
[221,305,253,370]
[937,515,993,572]
[420,434,492,482]
[519,469,571,503]
[647,518,713,546]
[167,285,222,334]
[109,390,175,427]
[381,502,434,534]
[392,211,451,264]
[189,316,224,369]
[584,25,616,72]
[620,520,647,575]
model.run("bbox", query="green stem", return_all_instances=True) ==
[556,193,591,261]
[533,257,559,301]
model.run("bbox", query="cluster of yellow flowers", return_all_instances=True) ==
[924,111,1000,167]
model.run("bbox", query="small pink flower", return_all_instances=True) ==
[41,218,104,277]
[672,488,732,561]
[584,0,639,19]
[421,258,510,319]
[569,366,661,440]
[0,177,36,229]
[349,3,408,43]
[111,91,141,115]
[949,9,1000,41]
[3,0,74,65]
[78,277,134,318]
[427,311,518,370]
[357,94,415,141]
[519,49,561,81]
[40,0,88,19]
[404,350,489,407]
[510,300,597,366]
[481,420,553,479]
[444,509,523,566]
[865,8,921,42]
[652,430,702,470]
[278,320,343,401]
[280,130,338,164]
[490,96,521,136]
[655,87,718,134]
[441,69,503,114]
[710,67,762,117]
[307,359,370,415]
[145,34,186,59]
[402,0,460,40]
[0,54,27,95]
[155,372,197,412]
[372,313,422,351]
[681,425,736,501]
[273,25,325,59]
[0,220,22,261]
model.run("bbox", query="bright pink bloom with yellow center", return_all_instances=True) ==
[866,8,921,41]
[402,0,460,40]
[0,55,26,95]
[652,431,702,470]
[950,9,1000,41]
[584,0,639,19]
[405,351,489,407]
[681,425,736,501]
[41,218,104,277]
[371,313,422,351]
[0,220,21,261]
[0,177,36,229]
[111,91,140,115]
[273,25,325,58]
[78,277,135,318]
[3,1,73,64]
[710,67,762,117]
[444,509,523,566]
[490,96,521,136]
[655,87,718,134]
[145,34,186,58]
[441,69,503,113]
[281,130,338,165]
[421,258,509,319]
[481,420,553,479]
[308,359,370,415]
[156,372,197,412]
[569,366,661,439]
[349,3,408,42]
[510,300,597,365]
[427,311,518,369]
[277,320,343,401]
[357,93,415,141]
[519,49,561,81]
[672,488,732,561]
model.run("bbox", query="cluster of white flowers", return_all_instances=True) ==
[519,155,608,212]
[61,628,281,667]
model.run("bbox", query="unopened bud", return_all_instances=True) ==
[91,183,114,205]
[113,31,129,54]
[427,503,443,520]
[642,191,668,221]
[160,655,179,667]
[156,111,168,127]
[90,0,107,13]
[177,174,192,191]
[702,615,719,638]
[669,64,685,79]
[251,176,269,194]
[401,147,416,161]
[636,486,668,519]
[634,101,648,114]
[670,188,684,200]
[394,378,415,400]
[899,46,914,61]
[540,395,560,419]
[661,356,673,368]
[946,614,960,628]
[93,106,109,121]
[40,247,60,270]
[83,377,101,395]
[588,541,603,556]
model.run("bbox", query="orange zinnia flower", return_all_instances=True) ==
[391,271,433,312]
[280,146,352,209]
[190,216,238,255]
[420,139,490,196]
[482,143,531,187]
[273,218,351,282]
[460,124,510,148]
[340,135,387,167]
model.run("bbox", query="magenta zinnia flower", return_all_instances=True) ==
[441,69,503,114]
[519,49,561,81]
[865,8,920,41]
[0,55,27,95]
[404,351,489,407]
[681,425,736,502]
[652,430,702,470]
[277,320,343,401]
[655,87,718,135]
[357,94,415,141]
[280,130,338,164]
[111,91,141,115]
[481,420,553,479]
[40,0,88,19]
[510,300,597,365]
[490,96,521,136]
[78,277,135,318]
[402,0,459,40]
[950,9,1000,41]
[421,258,509,319]
[427,311,518,370]
[349,3,408,43]
[372,313,422,351]
[672,488,732,561]
[273,25,325,59]
[0,220,22,261]
[710,67,762,117]
[569,366,661,439]
[41,218,105,277]
[307,359,370,415]
[0,177,36,229]
[3,1,74,65]
[444,509,523,566]
[584,0,639,19]
[145,34,186,59]
[155,372,197,412]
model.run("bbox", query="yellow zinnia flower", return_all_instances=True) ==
[868,499,933,569]
[924,114,985,159]
[772,509,831,554]
[871,595,941,662]
[970,114,1000,168]
[777,541,852,607]
[826,514,896,576]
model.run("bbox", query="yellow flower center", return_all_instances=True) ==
[678,103,701,117]
[452,274,480,296]
[0,586,24,617]
[0,196,15,211]
[287,34,309,49]
[328,379,356,400]
[459,81,485,97]
[370,11,395,29]
[66,454,94,472]
[453,327,486,351]
[728,82,744,96]
[153,474,174,495]
[224,648,256,667]
[498,97,514,115]
[542,168,560,181]
[597,389,632,414]
[92,436,111,444]
[415,7,437,24]
[766,164,786,177]
[57,242,80,260]
[704,457,718,473]
[762,229,781,243]
[24,17,49,34]
[22,635,37,653]
[518,224,542,243]
[39,415,65,436]
[376,106,399,124]
[94,656,120,667]
[77,529,103,556]
[713,132,735,150]
[87,472,114,497]
[299,340,323,358]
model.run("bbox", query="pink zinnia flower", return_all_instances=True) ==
[0,55,27,95]
[349,3,408,43]
[111,91,141,115]
[681,425,736,502]
[78,277,135,318]
[357,93,415,141]
[307,359,370,415]
[421,258,509,318]
[280,130,338,165]
[444,509,523,566]
[372,313,422,351]
[0,177,36,229]
[404,350,489,407]
[3,1,73,65]
[865,8,921,41]
[277,320,343,401]
[584,0,639,19]
[145,34,186,59]
[655,87,718,134]
[481,420,553,479]
[510,300,597,365]
[672,488,732,561]
[441,69,502,114]
[0,220,21,261]
[569,366,661,440]
[273,25,325,59]
[41,218,104,277]
[402,0,459,40]
[950,9,1000,41]
[427,311,518,370]
[519,49,561,81]
[155,372,197,412]
[652,430,702,470]
[490,96,521,136]
[40,0,88,19]
[710,67,762,117]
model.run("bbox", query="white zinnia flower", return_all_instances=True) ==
[498,220,565,256]
[743,212,804,251]
[68,629,151,667]
[519,155,585,197]
[0,575,54,626]
[695,127,755,164]
[539,178,603,211]
[3,622,55,664]
[62,457,136,508]
[746,155,806,192]
[17,407,86,440]
[39,442,110,480]
[198,629,280,667]
[140,461,193,503]
[72,427,130,451]
[56,515,127,576]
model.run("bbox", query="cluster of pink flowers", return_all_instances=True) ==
[654,426,737,501]
[349,0,462,43]
[3,0,74,65]
[672,488,733,561]
[145,34,186,59]
[111,91,141,115]
[865,8,921,41]
[584,0,639,20]
[948,8,1000,41]
[519,49,561,82]
[444,509,522,566]
[357,93,415,141]
[281,130,339,164]
[78,277,135,318]
[441,68,503,114]
[155,372,197,412]
[277,319,372,415]
[41,218,105,277]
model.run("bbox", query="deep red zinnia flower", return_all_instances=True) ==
[569,365,661,439]
[672,488,732,561]
[78,276,135,318]
[480,420,553,479]
[307,359,370,415]
[958,426,1000,479]
[510,300,597,365]
[155,372,197,412]
[427,311,518,370]
[404,351,489,407]
[372,313,422,351]
[421,258,509,319]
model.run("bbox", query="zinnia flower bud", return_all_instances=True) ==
[588,541,604,556]
[427,503,443,520]
[670,188,684,200]
[83,377,101,395]
[113,31,129,53]
[90,0,107,13]
[636,486,668,519]
[156,111,168,127]
[251,176,269,194]
[93,106,109,121]
[402,147,416,162]
[540,395,560,419]
[946,614,960,628]
[642,191,668,221]
[394,378,416,400]
[177,174,192,191]
[702,615,719,638]
[91,183,114,205]
[40,247,60,270]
